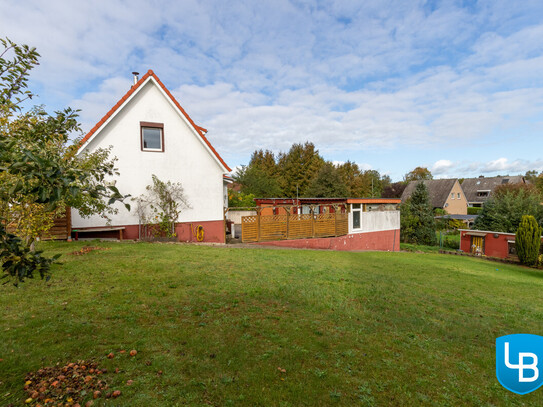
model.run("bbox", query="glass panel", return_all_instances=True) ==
[353,211,360,229]
[352,203,361,209]
[143,127,162,150]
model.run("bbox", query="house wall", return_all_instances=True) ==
[72,80,226,242]
[348,210,400,234]
[251,229,400,252]
[443,181,467,214]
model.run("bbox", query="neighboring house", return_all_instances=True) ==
[401,179,468,215]
[245,197,401,251]
[71,70,231,242]
[461,176,526,207]
[459,229,543,259]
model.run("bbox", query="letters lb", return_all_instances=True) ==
[496,334,543,395]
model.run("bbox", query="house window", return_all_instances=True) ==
[141,122,164,151]
[352,204,361,229]
[451,193,454,199]
[457,193,460,199]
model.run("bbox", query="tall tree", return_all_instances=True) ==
[360,169,384,197]
[277,142,324,197]
[336,161,365,196]
[305,162,348,197]
[249,149,277,178]
[473,185,543,233]
[400,182,437,245]
[404,167,433,183]
[234,165,282,198]
[0,38,128,284]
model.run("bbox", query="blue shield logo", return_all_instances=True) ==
[496,334,543,394]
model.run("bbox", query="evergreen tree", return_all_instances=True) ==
[305,162,348,197]
[336,161,365,197]
[400,182,436,245]
[515,215,542,266]
[249,149,277,178]
[473,187,543,233]
[277,142,324,197]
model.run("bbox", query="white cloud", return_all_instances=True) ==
[2,0,543,179]
[480,158,543,174]
[432,160,454,175]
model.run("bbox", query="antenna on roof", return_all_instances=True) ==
[132,71,139,85]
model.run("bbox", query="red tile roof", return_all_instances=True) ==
[79,69,231,171]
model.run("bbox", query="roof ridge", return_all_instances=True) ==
[79,69,231,171]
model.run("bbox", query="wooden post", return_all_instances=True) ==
[286,206,290,240]
[334,206,338,236]
[311,206,315,238]
[256,208,261,242]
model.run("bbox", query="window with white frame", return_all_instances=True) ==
[352,203,361,229]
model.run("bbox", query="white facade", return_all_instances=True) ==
[348,208,400,235]
[72,74,228,229]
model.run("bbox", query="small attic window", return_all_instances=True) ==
[140,121,164,152]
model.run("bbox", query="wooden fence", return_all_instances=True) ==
[241,212,348,243]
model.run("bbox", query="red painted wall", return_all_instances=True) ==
[251,229,400,251]
[72,220,225,243]
[459,231,543,259]
[174,220,225,243]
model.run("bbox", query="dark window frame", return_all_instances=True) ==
[140,121,164,152]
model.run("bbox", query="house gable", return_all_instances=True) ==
[401,179,456,208]
[79,70,230,172]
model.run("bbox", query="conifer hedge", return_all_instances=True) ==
[515,215,542,266]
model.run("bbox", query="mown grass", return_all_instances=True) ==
[2,241,543,406]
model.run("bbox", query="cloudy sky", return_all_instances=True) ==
[2,0,543,180]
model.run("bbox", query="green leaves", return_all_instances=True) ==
[473,188,543,233]
[0,225,58,285]
[1,37,130,284]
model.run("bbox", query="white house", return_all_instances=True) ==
[72,70,231,242]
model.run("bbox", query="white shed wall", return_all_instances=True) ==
[348,211,400,234]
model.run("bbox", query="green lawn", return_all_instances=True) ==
[2,241,543,406]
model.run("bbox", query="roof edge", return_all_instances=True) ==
[78,69,231,172]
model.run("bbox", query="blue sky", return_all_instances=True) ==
[2,0,543,181]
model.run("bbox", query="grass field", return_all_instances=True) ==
[1,241,543,406]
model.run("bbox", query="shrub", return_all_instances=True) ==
[515,215,542,267]
[467,207,482,215]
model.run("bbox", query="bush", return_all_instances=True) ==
[400,182,436,246]
[467,207,482,215]
[515,215,542,267]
